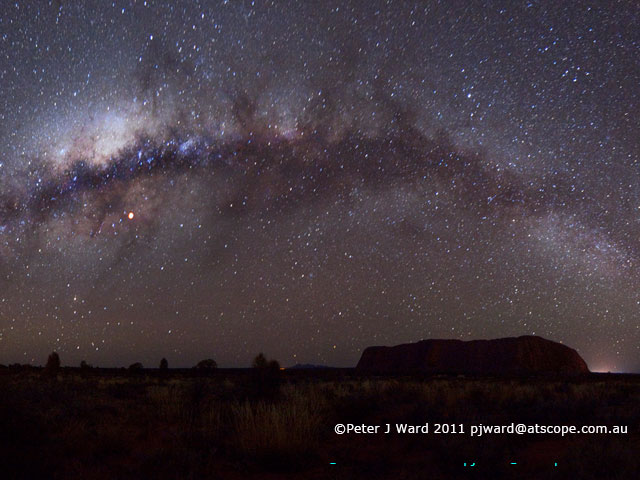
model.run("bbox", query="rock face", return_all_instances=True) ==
[356,336,589,375]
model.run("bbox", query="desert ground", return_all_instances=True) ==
[1,366,639,479]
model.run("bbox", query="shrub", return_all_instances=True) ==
[159,358,168,370]
[128,362,143,372]
[195,359,217,370]
[268,359,280,372]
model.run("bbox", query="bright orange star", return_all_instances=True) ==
[127,211,135,220]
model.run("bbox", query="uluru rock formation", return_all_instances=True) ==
[356,336,589,375]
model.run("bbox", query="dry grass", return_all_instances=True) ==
[0,370,639,478]
[231,395,322,464]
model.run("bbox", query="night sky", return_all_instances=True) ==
[0,1,638,371]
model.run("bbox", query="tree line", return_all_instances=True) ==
[36,351,280,372]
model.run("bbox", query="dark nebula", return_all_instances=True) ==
[0,1,638,370]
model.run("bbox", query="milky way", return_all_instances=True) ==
[0,1,638,370]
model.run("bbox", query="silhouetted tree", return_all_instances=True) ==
[79,359,92,378]
[251,353,281,398]
[159,358,168,370]
[252,352,268,369]
[195,359,218,370]
[45,352,60,375]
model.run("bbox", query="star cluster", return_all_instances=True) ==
[0,1,638,371]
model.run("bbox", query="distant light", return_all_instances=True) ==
[128,212,135,220]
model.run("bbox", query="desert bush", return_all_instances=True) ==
[195,358,217,370]
[129,362,143,372]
